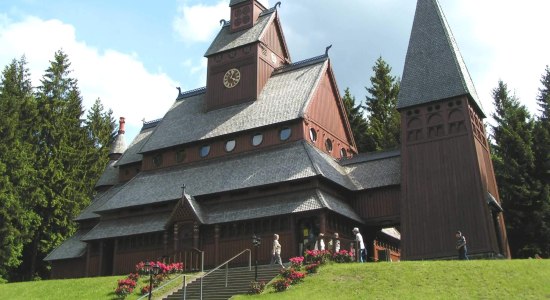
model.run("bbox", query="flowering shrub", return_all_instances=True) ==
[280,268,306,284]
[127,273,139,281]
[135,261,147,275]
[135,261,185,275]
[333,249,354,263]
[305,249,331,264]
[117,278,137,289]
[115,281,135,299]
[272,278,292,292]
[140,285,151,295]
[248,281,266,294]
[305,262,320,274]
[289,256,304,269]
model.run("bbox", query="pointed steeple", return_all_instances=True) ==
[398,0,484,117]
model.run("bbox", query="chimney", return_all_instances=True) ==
[118,117,126,134]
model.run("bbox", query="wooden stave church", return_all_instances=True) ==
[45,0,510,279]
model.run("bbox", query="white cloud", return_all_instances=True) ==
[173,0,228,43]
[0,16,179,140]
[448,0,550,117]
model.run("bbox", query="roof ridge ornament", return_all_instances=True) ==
[325,44,332,56]
[274,2,281,9]
[219,19,229,27]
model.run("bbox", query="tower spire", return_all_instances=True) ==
[397,0,484,117]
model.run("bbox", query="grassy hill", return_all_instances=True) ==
[234,260,550,299]
[0,260,548,299]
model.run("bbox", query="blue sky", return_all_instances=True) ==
[1,0,549,143]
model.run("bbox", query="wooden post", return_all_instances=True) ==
[85,244,91,277]
[163,231,168,252]
[193,222,200,249]
[112,239,118,274]
[320,211,327,234]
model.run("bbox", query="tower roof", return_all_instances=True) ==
[110,117,127,156]
[397,0,484,117]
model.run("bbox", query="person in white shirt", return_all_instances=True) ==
[270,234,285,268]
[314,233,325,251]
[353,227,366,262]
[333,232,341,253]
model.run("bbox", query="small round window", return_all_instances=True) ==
[279,127,292,141]
[225,140,236,152]
[309,128,317,142]
[325,139,333,152]
[199,145,211,157]
[176,149,186,163]
[340,148,347,158]
[252,133,263,146]
[152,154,163,167]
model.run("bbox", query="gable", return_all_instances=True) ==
[305,64,356,154]
[259,12,290,61]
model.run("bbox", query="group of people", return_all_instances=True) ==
[270,227,368,268]
[271,228,471,268]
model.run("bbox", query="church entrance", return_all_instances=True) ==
[177,222,194,250]
[100,239,114,276]
[296,216,320,256]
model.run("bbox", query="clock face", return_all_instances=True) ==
[223,68,241,89]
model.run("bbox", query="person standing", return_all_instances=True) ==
[353,227,366,262]
[455,231,468,260]
[271,234,285,268]
[333,232,341,253]
[314,233,325,251]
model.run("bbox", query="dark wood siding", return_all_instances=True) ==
[353,186,400,225]
[304,68,355,159]
[260,21,285,58]
[50,258,86,279]
[206,46,258,111]
[400,96,504,259]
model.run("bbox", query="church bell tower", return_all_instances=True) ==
[398,0,510,259]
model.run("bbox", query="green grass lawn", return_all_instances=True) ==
[234,260,550,300]
[1,260,548,299]
[0,273,188,300]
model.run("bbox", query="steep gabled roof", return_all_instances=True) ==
[81,212,171,241]
[95,160,119,188]
[75,184,125,221]
[44,230,89,261]
[139,58,327,153]
[115,122,158,166]
[204,9,274,57]
[168,189,363,225]
[96,141,400,213]
[398,0,484,117]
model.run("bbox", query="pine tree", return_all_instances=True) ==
[364,57,400,152]
[342,88,369,152]
[0,57,40,280]
[24,50,91,279]
[83,98,116,194]
[532,67,550,257]
[491,80,540,258]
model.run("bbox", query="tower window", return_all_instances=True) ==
[176,149,186,163]
[152,154,163,167]
[309,128,317,142]
[340,148,347,158]
[279,127,292,141]
[252,133,263,146]
[325,139,333,152]
[225,140,236,152]
[199,145,211,158]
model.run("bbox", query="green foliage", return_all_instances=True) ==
[234,260,550,299]
[0,51,116,280]
[364,57,401,152]
[342,88,369,152]
[490,80,546,258]
[0,57,40,279]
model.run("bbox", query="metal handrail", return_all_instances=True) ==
[184,248,251,300]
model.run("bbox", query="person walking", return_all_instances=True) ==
[314,233,325,251]
[270,234,285,268]
[333,232,341,253]
[455,231,469,260]
[353,227,366,262]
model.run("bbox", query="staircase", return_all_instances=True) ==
[164,264,281,300]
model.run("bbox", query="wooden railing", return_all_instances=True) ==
[373,240,400,262]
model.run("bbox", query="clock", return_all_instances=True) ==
[223,68,241,88]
